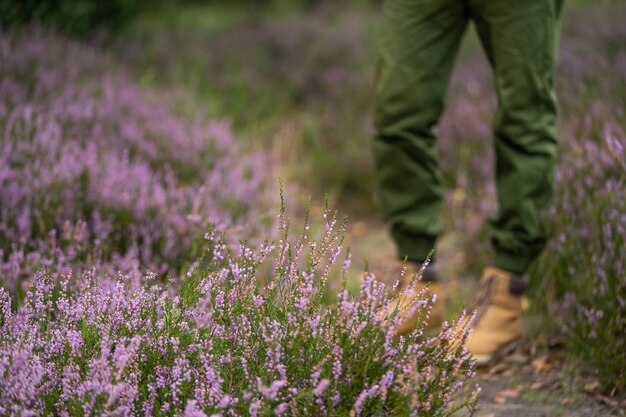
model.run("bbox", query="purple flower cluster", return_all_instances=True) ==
[0,28,273,290]
[0,208,477,416]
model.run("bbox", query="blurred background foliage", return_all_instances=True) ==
[0,0,153,37]
[0,0,375,37]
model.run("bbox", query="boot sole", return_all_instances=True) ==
[471,353,493,367]
[471,340,519,367]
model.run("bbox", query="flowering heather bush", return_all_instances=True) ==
[536,126,626,389]
[0,28,272,290]
[0,207,478,416]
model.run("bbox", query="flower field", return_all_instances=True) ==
[0,0,625,415]
[0,29,271,290]
[0,26,477,416]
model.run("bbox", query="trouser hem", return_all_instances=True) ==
[392,231,437,264]
[494,250,532,275]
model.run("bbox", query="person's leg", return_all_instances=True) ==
[471,0,561,274]
[461,0,561,364]
[373,0,469,264]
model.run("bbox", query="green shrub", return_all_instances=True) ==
[0,205,479,416]
[0,0,154,37]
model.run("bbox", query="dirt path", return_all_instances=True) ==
[468,350,624,417]
[341,220,625,417]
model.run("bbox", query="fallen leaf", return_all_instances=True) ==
[531,356,554,372]
[494,396,507,404]
[530,382,543,390]
[488,363,508,375]
[496,389,520,398]
[477,414,496,417]
[491,387,521,405]
[583,381,600,394]
[508,352,530,364]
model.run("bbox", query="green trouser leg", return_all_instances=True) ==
[373,0,469,264]
[373,0,560,272]
[470,0,561,273]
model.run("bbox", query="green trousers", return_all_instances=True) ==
[373,0,562,274]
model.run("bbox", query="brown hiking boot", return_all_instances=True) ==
[378,261,446,337]
[464,266,527,365]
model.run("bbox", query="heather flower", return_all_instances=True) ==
[0,27,274,291]
[313,379,331,397]
[0,204,477,415]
